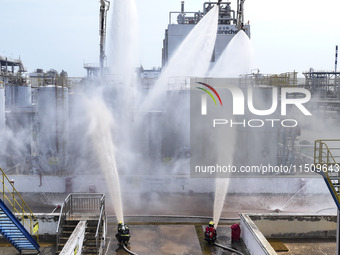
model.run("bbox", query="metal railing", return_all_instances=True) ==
[314,139,340,209]
[314,139,340,168]
[56,193,71,250]
[95,195,106,254]
[56,193,106,253]
[0,167,39,242]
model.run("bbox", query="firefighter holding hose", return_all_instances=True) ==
[205,221,217,243]
[116,222,130,246]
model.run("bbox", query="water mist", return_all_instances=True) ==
[85,94,124,223]
[141,5,219,112]
[210,30,254,227]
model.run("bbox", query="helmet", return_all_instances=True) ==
[209,221,214,226]
[118,221,123,226]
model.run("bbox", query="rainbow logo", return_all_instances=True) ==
[196,82,222,106]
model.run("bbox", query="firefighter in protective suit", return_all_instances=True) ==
[116,222,130,246]
[205,221,217,243]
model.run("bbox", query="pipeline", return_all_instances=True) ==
[214,242,244,255]
[122,244,138,255]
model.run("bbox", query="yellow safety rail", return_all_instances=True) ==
[314,140,340,209]
[0,168,39,243]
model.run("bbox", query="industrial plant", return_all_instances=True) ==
[0,1,339,255]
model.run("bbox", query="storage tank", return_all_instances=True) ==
[0,86,6,165]
[5,85,32,107]
[37,86,68,173]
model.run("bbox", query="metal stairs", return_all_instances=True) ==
[56,193,107,255]
[0,199,40,253]
[0,167,40,254]
[314,140,340,210]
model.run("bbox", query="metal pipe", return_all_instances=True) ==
[99,0,110,76]
[214,242,244,255]
[181,1,184,13]
[335,45,338,73]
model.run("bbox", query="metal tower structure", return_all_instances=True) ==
[236,0,245,30]
[99,0,110,76]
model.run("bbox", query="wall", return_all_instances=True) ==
[240,214,276,255]
[6,174,331,195]
[17,213,59,238]
[250,214,336,238]
[240,213,337,255]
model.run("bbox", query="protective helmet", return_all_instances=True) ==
[118,221,123,226]
[209,221,214,226]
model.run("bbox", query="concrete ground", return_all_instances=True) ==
[0,241,55,255]
[0,192,336,254]
[0,224,336,255]
[108,225,202,255]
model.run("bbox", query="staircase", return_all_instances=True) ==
[56,220,79,254]
[82,220,101,255]
[0,168,40,254]
[56,193,107,255]
[314,139,340,210]
[0,200,39,253]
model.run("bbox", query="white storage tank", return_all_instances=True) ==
[5,84,32,107]
[37,85,68,173]
[0,86,6,162]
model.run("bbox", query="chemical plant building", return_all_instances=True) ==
[0,1,339,255]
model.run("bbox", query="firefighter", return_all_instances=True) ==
[116,222,130,246]
[205,221,217,243]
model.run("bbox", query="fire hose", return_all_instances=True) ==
[122,244,138,255]
[214,242,244,255]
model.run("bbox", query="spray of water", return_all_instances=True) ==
[70,0,140,223]
[85,93,124,223]
[210,30,254,227]
[109,0,139,80]
[213,179,230,226]
[209,30,253,77]
[141,5,219,112]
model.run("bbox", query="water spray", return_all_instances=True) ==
[51,204,61,213]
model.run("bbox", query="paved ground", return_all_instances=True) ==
[0,224,336,255]
[0,192,336,254]
[108,225,202,255]
[0,242,55,255]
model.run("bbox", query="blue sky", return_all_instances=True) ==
[1,0,340,77]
